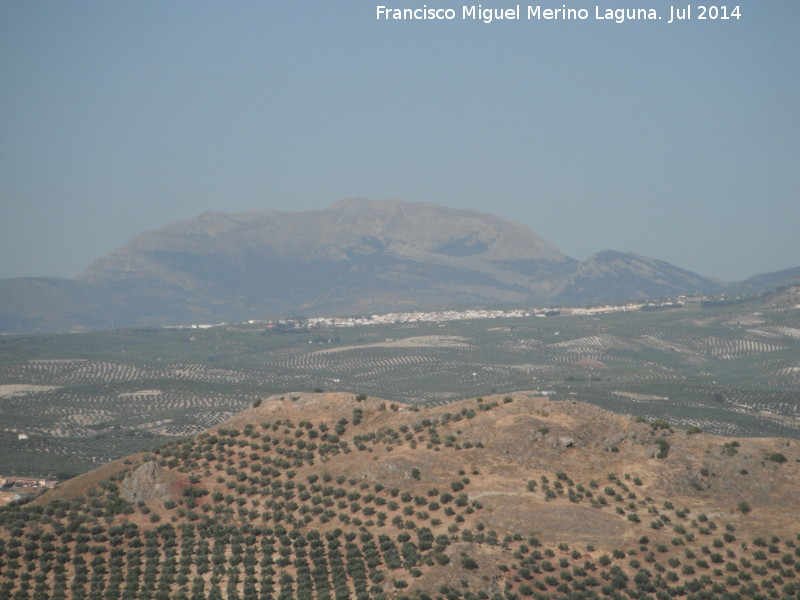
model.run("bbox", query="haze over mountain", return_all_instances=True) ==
[0,199,789,333]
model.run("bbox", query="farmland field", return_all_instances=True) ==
[1,293,799,478]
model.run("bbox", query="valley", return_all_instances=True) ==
[1,289,798,480]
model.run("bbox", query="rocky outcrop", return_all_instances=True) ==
[120,462,172,504]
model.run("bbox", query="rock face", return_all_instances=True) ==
[120,461,172,504]
[0,199,742,332]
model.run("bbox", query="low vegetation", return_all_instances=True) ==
[1,295,799,479]
[1,392,798,599]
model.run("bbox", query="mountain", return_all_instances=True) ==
[553,250,725,305]
[75,198,573,321]
[0,277,176,333]
[0,278,111,333]
[0,199,764,332]
[733,265,800,293]
[3,391,799,600]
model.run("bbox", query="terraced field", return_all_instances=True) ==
[1,295,798,478]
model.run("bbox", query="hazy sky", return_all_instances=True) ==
[1,1,798,282]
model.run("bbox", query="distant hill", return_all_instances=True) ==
[734,265,800,292]
[0,199,787,332]
[3,392,799,600]
[760,284,800,310]
[75,198,573,321]
[0,277,182,333]
[553,250,725,305]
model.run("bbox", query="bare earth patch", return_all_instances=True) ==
[481,496,628,545]
[0,384,60,397]
[117,390,162,397]
[613,390,670,401]
[311,335,472,354]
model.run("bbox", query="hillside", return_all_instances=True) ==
[0,278,164,333]
[2,292,798,480]
[553,251,725,305]
[2,392,799,600]
[735,267,800,294]
[0,199,733,333]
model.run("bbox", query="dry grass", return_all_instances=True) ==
[2,391,799,600]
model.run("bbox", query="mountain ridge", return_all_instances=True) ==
[0,199,795,332]
[78,199,567,283]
